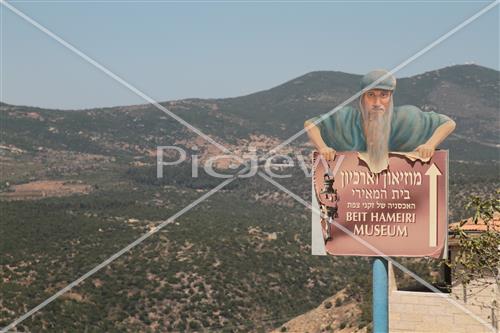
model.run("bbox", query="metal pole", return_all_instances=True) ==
[373,257,388,333]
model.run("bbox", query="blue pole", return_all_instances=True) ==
[373,258,388,333]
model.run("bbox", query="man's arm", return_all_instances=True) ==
[304,119,336,160]
[415,119,456,158]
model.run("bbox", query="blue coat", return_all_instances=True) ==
[307,105,452,152]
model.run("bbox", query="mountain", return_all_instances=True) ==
[1,64,498,161]
[0,64,498,332]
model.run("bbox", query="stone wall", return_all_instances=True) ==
[388,262,498,332]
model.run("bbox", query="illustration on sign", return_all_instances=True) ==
[305,69,456,257]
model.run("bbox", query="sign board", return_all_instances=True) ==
[312,151,448,258]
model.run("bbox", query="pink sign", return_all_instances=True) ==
[313,151,448,258]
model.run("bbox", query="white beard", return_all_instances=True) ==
[359,98,393,173]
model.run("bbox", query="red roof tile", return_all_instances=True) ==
[449,212,500,232]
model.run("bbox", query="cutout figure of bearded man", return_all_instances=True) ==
[304,69,456,173]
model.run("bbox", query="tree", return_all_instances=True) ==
[448,190,500,287]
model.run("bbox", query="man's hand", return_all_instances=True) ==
[415,144,435,159]
[318,147,336,161]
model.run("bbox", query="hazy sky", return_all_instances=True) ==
[1,1,499,109]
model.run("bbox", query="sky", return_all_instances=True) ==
[1,0,499,110]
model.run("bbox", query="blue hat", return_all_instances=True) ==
[360,69,396,91]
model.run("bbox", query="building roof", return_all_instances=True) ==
[448,212,500,233]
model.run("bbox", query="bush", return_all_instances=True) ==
[189,321,201,330]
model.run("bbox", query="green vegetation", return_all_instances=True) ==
[0,64,498,331]
[448,190,500,286]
